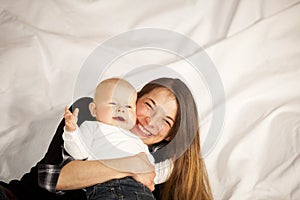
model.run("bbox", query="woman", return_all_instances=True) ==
[134,78,213,200]
[0,78,213,200]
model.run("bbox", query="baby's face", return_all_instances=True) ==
[93,83,137,130]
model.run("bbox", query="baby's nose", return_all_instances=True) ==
[116,106,125,113]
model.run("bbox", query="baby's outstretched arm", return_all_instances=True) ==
[63,106,90,159]
[64,106,79,132]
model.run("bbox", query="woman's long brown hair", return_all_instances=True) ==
[138,78,213,200]
[161,130,213,200]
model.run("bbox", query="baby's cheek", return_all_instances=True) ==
[129,109,136,118]
[130,110,137,120]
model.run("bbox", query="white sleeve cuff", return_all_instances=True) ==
[154,159,174,184]
[62,126,79,141]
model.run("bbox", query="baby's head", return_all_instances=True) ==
[89,78,137,130]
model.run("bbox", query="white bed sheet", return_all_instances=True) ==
[1,0,299,199]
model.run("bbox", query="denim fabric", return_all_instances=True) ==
[86,177,155,200]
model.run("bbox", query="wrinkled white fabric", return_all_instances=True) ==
[0,1,299,199]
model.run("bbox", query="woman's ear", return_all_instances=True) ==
[164,136,172,141]
[89,102,97,117]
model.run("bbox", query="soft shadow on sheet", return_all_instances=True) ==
[0,1,300,199]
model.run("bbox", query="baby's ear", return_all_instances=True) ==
[89,102,97,117]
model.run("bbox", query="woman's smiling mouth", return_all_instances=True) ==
[137,124,153,137]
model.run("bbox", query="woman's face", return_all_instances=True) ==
[131,87,178,145]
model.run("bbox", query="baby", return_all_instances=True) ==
[63,78,156,200]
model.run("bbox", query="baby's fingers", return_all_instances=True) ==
[65,120,74,127]
[64,106,72,116]
[64,112,72,119]
[65,106,70,113]
[73,108,79,118]
[64,106,74,120]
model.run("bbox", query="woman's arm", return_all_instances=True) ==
[56,153,155,191]
[56,160,130,190]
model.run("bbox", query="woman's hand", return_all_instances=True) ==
[131,171,156,191]
[104,153,156,191]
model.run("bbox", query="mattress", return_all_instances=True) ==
[1,1,299,199]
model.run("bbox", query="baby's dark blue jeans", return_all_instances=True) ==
[85,176,156,200]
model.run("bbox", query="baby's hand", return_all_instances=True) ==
[64,106,79,132]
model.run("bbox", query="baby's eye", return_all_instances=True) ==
[109,102,117,105]
[125,105,132,109]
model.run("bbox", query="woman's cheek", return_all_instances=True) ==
[136,104,147,116]
[161,125,171,137]
[162,126,168,135]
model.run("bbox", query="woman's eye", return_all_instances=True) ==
[163,119,171,127]
[109,102,117,105]
[145,102,153,110]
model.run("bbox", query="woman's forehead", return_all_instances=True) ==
[147,87,175,99]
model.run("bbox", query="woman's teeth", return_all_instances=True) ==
[138,124,152,136]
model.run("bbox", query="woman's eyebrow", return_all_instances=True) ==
[147,98,156,106]
[166,116,175,123]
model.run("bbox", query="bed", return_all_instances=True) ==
[1,1,299,199]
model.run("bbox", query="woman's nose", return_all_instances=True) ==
[143,115,164,135]
[145,114,163,127]
[145,116,151,125]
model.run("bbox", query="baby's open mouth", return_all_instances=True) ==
[113,116,125,122]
